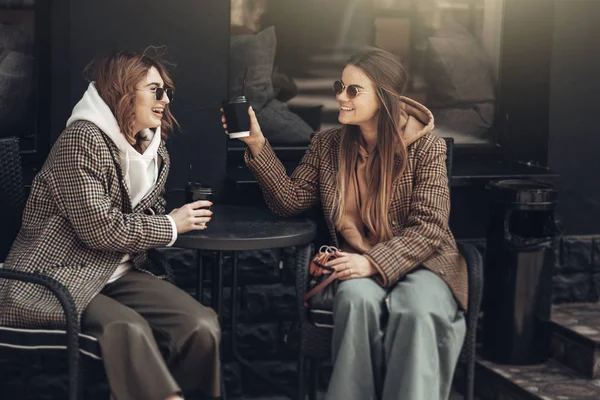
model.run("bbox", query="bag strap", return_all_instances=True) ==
[303,271,341,308]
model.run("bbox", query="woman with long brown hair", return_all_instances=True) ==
[0,50,220,400]
[223,47,467,399]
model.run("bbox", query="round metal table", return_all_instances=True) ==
[174,204,316,398]
[175,204,317,251]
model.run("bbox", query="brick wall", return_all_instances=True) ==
[464,235,600,303]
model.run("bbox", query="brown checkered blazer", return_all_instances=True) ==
[246,127,468,310]
[0,121,174,328]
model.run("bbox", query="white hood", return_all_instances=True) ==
[67,82,162,208]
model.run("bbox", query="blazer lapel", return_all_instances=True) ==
[322,133,340,221]
[321,133,341,247]
[100,132,133,213]
[133,141,169,213]
[390,141,420,203]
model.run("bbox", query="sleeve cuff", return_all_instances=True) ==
[364,253,389,287]
[165,215,178,247]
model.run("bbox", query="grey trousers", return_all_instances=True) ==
[82,271,221,400]
[327,268,466,400]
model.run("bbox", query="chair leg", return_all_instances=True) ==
[20,352,32,399]
[78,357,86,400]
[465,358,475,400]
[308,358,318,400]
[298,353,306,400]
[221,371,227,400]
[463,326,476,400]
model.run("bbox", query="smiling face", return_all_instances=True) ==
[336,64,380,132]
[132,66,171,133]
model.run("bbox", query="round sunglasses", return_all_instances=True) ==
[333,80,374,99]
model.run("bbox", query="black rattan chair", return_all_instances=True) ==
[295,137,484,400]
[0,137,174,399]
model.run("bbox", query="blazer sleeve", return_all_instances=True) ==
[244,134,322,217]
[44,126,174,252]
[364,136,450,287]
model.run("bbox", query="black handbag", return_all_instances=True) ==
[303,245,341,327]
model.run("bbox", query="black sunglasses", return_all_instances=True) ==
[137,86,175,101]
[152,87,174,101]
[333,80,374,99]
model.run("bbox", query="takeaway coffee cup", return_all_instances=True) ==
[185,182,214,211]
[223,95,251,139]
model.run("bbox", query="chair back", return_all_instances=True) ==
[0,137,26,262]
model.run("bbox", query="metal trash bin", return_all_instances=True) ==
[481,179,562,365]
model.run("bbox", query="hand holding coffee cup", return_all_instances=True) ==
[168,200,213,233]
[222,96,251,139]
[221,104,266,157]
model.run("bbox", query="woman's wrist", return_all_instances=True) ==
[361,255,379,277]
[247,136,266,158]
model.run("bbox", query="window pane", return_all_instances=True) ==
[230,0,504,146]
[0,0,36,151]
[374,0,503,144]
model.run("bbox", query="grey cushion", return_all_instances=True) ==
[0,23,34,138]
[257,98,314,145]
[0,326,102,360]
[0,51,34,137]
[430,102,495,141]
[423,24,495,107]
[229,26,276,112]
[0,23,33,54]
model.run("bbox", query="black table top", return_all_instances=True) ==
[174,205,317,251]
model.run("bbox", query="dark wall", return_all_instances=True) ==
[548,0,600,208]
[497,0,554,165]
[50,0,230,196]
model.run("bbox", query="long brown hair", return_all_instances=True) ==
[84,49,179,147]
[334,47,409,243]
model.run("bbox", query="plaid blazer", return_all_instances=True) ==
[0,121,174,328]
[246,128,468,310]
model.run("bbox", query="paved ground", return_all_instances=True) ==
[244,390,472,399]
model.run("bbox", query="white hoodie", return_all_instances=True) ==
[67,82,177,283]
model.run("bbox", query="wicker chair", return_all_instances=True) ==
[0,137,173,399]
[295,137,484,400]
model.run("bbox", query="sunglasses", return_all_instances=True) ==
[137,86,174,101]
[333,80,374,99]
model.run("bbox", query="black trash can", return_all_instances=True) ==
[482,179,562,365]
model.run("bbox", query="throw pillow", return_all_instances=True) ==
[430,102,495,142]
[229,26,276,112]
[257,98,314,145]
[423,23,495,107]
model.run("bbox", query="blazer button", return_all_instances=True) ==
[439,270,446,276]
[391,221,398,226]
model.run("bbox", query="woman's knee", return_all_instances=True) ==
[103,317,153,340]
[388,287,458,335]
[391,297,438,324]
[334,279,384,317]
[186,307,221,347]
